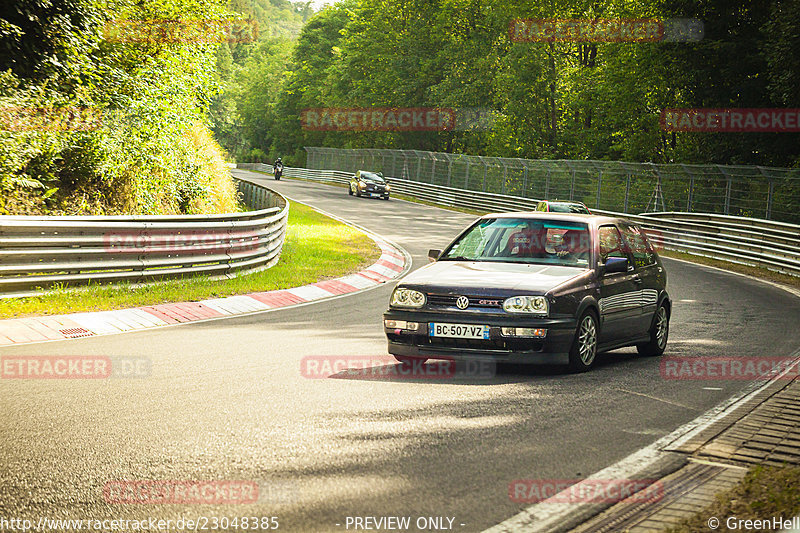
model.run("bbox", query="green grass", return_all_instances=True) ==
[0,202,380,319]
[665,465,800,533]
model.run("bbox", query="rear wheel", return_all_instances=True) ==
[394,355,427,367]
[637,303,669,357]
[568,311,598,373]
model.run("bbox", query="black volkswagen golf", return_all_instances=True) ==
[383,213,670,372]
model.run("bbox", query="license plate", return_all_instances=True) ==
[429,323,490,339]
[371,193,382,197]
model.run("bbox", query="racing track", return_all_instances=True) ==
[1,169,799,532]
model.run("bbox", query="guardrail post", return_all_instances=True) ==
[687,176,694,212]
[543,169,550,200]
[416,156,422,181]
[482,162,488,192]
[524,167,531,198]
[596,171,602,209]
[624,174,630,213]
[431,158,436,183]
[569,170,576,201]
[766,180,774,220]
[724,176,732,215]
[446,160,452,187]
[502,164,507,195]
[464,160,471,189]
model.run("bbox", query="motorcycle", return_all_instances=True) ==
[273,162,283,180]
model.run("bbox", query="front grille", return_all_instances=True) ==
[388,333,543,353]
[426,294,503,309]
[429,337,543,352]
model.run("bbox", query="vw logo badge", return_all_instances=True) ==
[456,296,469,309]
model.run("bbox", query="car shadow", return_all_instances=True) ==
[326,350,641,385]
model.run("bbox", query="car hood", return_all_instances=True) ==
[401,261,588,293]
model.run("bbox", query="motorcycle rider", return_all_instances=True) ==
[273,157,283,180]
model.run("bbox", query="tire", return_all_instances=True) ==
[356,189,362,197]
[568,310,599,373]
[348,184,353,195]
[637,303,669,357]
[384,195,390,201]
[394,355,427,367]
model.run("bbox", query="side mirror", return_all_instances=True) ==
[603,257,628,274]
[428,249,441,263]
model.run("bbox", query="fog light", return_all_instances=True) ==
[501,327,547,338]
[384,320,421,331]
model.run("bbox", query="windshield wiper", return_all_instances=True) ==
[439,255,476,261]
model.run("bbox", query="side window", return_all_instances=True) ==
[620,225,656,268]
[598,225,627,264]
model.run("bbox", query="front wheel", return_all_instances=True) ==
[568,311,598,373]
[384,195,390,201]
[348,184,353,195]
[637,303,669,357]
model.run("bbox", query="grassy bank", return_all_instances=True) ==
[666,465,800,533]
[0,202,380,319]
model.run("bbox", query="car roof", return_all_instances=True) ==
[481,211,624,226]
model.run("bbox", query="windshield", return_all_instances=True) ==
[440,218,591,267]
[360,172,384,182]
[549,202,589,214]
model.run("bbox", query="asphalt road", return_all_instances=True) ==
[1,171,799,532]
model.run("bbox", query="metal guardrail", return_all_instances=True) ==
[305,147,800,223]
[262,165,800,277]
[0,177,289,297]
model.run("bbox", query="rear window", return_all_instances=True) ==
[621,225,657,268]
[548,202,588,214]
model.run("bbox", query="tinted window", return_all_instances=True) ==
[548,202,589,214]
[621,225,657,268]
[598,225,628,264]
[440,217,591,267]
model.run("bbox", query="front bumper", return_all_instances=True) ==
[383,309,576,365]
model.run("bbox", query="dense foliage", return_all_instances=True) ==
[229,0,800,168]
[1,0,239,215]
[208,0,306,162]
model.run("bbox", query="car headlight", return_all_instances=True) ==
[503,295,548,315]
[359,181,366,188]
[390,288,426,308]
